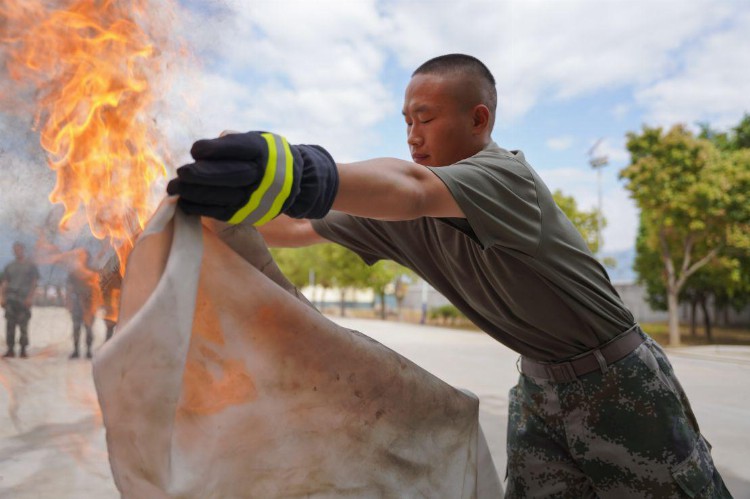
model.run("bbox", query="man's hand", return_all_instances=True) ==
[167,132,339,225]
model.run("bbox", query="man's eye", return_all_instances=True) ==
[420,119,433,124]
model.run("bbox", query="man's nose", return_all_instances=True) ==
[407,126,422,146]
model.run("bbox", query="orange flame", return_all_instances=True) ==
[1,0,175,278]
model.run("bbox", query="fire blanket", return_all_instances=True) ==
[92,197,502,498]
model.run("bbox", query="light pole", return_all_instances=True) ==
[587,139,609,255]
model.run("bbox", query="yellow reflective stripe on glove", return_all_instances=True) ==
[228,133,295,225]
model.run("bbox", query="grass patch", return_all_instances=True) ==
[640,322,750,347]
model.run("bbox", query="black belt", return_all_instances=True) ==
[520,325,645,383]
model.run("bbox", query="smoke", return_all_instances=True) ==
[0,0,196,261]
[0,116,55,232]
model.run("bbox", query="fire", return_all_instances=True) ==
[1,0,175,282]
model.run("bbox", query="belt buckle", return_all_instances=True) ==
[545,362,577,383]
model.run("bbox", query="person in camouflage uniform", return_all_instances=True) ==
[166,54,732,497]
[1,242,39,358]
[98,254,121,342]
[66,249,99,359]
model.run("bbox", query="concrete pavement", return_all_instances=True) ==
[331,317,750,498]
[0,308,748,497]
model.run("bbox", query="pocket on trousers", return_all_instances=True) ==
[671,436,714,498]
[641,340,703,434]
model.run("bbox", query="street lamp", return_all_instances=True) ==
[587,139,609,255]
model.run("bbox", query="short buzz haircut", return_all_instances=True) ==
[412,54,497,124]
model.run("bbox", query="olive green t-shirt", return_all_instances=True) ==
[311,142,635,361]
[2,260,40,301]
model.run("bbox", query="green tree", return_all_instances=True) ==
[620,124,750,345]
[633,214,668,311]
[699,113,750,151]
[322,244,370,316]
[270,246,317,289]
[552,189,605,255]
[367,260,402,319]
[273,242,414,318]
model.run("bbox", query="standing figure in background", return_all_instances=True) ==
[99,254,122,342]
[101,274,120,341]
[66,249,99,359]
[1,242,40,358]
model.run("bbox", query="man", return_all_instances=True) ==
[167,54,731,497]
[1,242,39,358]
[99,255,122,342]
[66,249,98,359]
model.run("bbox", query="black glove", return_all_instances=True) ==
[166,132,339,225]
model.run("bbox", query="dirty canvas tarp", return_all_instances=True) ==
[92,198,502,498]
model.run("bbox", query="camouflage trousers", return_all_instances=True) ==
[4,298,31,349]
[506,330,732,498]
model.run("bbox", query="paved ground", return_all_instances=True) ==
[335,317,750,498]
[0,308,748,497]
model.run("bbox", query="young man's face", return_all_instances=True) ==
[402,73,480,167]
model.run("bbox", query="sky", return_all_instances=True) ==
[1,0,749,265]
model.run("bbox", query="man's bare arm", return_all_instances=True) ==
[334,158,464,220]
[258,215,328,248]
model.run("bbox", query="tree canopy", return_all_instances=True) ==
[621,121,750,344]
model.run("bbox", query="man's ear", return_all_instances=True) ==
[472,105,491,135]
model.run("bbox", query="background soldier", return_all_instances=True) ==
[66,249,99,359]
[1,242,39,358]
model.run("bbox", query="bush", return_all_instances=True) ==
[428,304,463,325]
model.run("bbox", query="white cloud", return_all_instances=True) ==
[635,11,750,129]
[380,0,737,122]
[546,136,574,151]
[171,0,395,162]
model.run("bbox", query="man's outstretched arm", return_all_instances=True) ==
[167,132,464,247]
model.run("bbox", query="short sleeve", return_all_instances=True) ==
[311,212,386,266]
[428,149,542,254]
